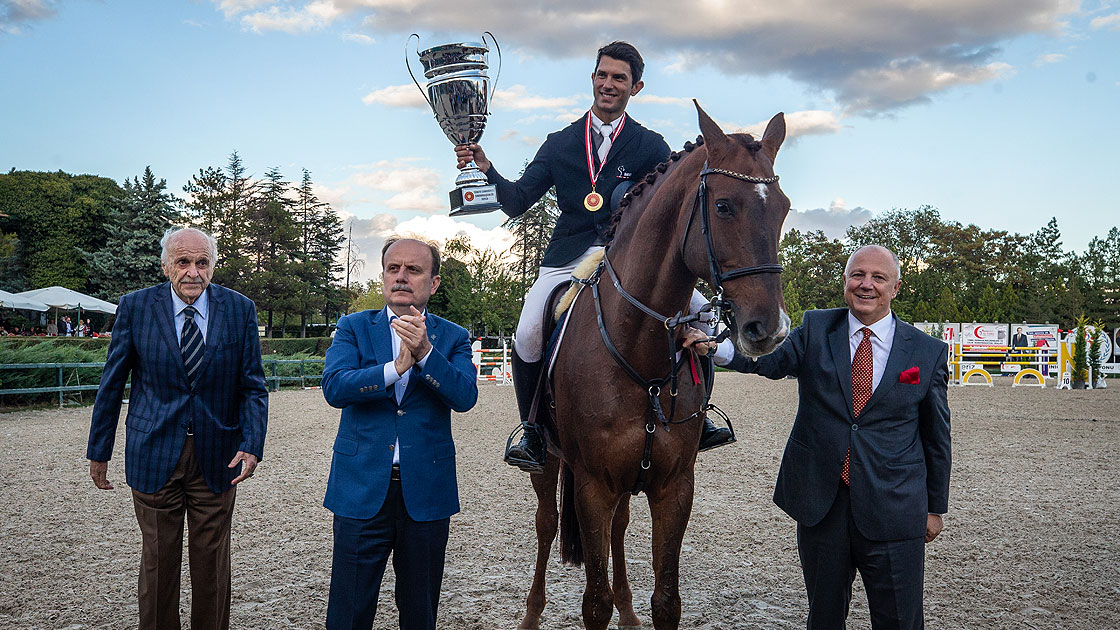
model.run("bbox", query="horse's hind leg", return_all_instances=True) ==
[611,494,642,629]
[518,453,561,630]
[646,476,696,630]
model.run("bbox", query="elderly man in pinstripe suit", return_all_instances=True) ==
[87,227,268,630]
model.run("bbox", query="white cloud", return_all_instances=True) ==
[728,110,844,141]
[339,160,448,214]
[784,198,873,239]
[213,0,1077,114]
[1034,52,1066,66]
[1090,11,1120,30]
[632,94,693,107]
[493,84,580,110]
[342,214,515,282]
[1,0,57,34]
[362,84,428,108]
[342,32,374,45]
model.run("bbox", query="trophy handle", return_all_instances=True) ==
[405,33,433,110]
[483,31,501,113]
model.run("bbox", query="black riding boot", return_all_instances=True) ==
[697,354,736,452]
[504,348,546,473]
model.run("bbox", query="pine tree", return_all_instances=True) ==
[81,166,179,300]
[503,186,559,286]
[242,167,302,337]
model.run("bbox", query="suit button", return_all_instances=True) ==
[852,424,859,430]
[389,444,394,451]
[397,409,405,416]
[373,385,379,391]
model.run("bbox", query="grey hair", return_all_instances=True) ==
[845,244,902,280]
[161,227,219,266]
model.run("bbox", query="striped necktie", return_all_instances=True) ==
[181,305,204,384]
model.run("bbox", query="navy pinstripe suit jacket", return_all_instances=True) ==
[87,282,269,494]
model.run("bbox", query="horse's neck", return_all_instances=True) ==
[603,177,697,349]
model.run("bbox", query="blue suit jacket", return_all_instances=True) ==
[87,283,269,494]
[730,308,951,541]
[321,308,478,522]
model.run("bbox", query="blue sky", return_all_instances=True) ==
[2,1,1117,283]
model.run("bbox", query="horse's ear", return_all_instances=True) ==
[761,112,786,163]
[694,100,728,160]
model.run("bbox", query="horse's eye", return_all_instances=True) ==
[715,200,733,216]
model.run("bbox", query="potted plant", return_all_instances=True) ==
[1071,315,1088,389]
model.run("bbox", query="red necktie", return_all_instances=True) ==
[844,327,873,485]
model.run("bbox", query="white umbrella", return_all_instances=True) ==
[16,286,117,315]
[0,289,50,312]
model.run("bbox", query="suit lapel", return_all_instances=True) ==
[368,308,392,365]
[827,320,855,419]
[151,284,188,382]
[605,116,639,165]
[862,315,916,414]
[192,286,224,386]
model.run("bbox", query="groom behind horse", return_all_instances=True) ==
[455,41,734,472]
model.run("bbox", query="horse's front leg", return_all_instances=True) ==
[575,476,620,630]
[611,494,642,629]
[518,452,561,630]
[646,473,696,630]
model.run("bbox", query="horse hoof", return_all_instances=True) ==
[617,625,643,630]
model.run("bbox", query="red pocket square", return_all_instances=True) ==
[899,366,920,384]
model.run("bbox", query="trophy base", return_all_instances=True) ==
[450,184,502,216]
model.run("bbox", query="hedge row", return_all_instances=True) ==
[0,336,334,356]
[1,339,330,407]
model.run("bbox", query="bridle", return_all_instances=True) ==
[680,163,784,343]
[573,159,784,494]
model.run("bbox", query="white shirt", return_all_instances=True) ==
[171,285,209,345]
[380,307,434,464]
[848,310,895,392]
[590,111,622,163]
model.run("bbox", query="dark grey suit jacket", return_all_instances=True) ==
[729,308,951,541]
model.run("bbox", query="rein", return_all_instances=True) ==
[576,161,784,495]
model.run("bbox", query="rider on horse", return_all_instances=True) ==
[455,41,735,473]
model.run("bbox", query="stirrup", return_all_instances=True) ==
[698,405,737,452]
[504,424,545,474]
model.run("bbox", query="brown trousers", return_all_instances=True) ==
[131,437,237,630]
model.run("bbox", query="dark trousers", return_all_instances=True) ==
[327,477,450,630]
[796,483,926,630]
[131,436,237,630]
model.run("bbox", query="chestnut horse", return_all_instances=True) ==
[517,102,791,630]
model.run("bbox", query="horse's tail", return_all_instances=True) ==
[558,461,583,566]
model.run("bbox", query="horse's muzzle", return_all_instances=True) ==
[735,308,790,357]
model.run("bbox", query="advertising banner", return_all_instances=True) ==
[914,322,960,345]
[961,323,1008,347]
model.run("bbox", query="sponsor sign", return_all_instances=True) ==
[962,323,1008,347]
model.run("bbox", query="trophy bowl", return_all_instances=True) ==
[407,33,502,216]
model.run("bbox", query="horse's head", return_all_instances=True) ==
[683,102,791,357]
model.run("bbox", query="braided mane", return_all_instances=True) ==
[604,132,764,243]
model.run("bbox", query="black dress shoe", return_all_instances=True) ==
[505,421,545,473]
[698,416,735,452]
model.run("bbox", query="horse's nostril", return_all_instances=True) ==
[743,321,766,342]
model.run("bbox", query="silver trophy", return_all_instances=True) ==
[407,32,502,216]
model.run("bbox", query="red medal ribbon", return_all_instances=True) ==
[584,110,626,193]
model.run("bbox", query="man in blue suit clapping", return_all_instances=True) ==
[87,227,268,630]
[322,237,479,630]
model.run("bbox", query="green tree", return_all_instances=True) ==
[0,170,119,291]
[503,186,559,285]
[242,167,301,337]
[294,169,345,334]
[81,166,179,300]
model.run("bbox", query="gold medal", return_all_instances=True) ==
[584,191,603,211]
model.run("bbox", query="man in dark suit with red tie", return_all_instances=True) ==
[690,244,951,629]
[87,227,268,630]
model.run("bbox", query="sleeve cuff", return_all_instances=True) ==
[416,346,433,370]
[384,362,402,387]
[712,339,735,367]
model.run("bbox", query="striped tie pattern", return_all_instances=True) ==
[843,327,874,485]
[181,305,204,384]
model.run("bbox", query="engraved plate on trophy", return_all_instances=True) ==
[407,32,502,216]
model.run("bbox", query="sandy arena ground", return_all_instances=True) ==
[1,374,1118,629]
